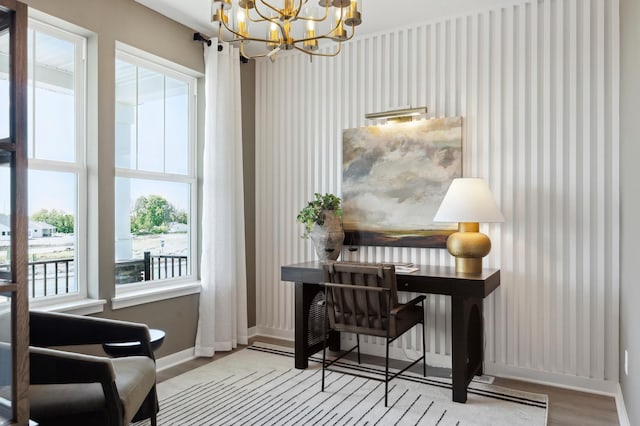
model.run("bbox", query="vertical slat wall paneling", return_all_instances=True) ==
[489,7,502,365]
[567,0,579,376]
[580,0,591,379]
[528,0,540,371]
[595,0,606,380]
[501,4,514,367]
[607,0,620,383]
[254,0,620,383]
[541,0,551,372]
[554,0,565,374]
[515,3,528,370]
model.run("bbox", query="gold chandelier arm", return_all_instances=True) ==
[291,0,305,20]
[306,18,355,42]
[217,20,234,44]
[239,42,273,60]
[296,4,330,23]
[246,1,277,24]
[255,0,284,16]
[293,42,343,57]
[340,24,357,42]
[249,2,282,26]
[219,15,278,44]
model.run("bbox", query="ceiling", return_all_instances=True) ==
[135,0,519,39]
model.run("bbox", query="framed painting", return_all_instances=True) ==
[342,117,462,248]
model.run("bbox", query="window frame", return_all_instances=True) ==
[113,43,199,298]
[26,18,89,309]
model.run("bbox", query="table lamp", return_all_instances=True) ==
[433,178,504,273]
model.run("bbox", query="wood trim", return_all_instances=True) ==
[14,6,29,425]
[0,283,17,292]
[0,0,18,11]
[4,1,29,423]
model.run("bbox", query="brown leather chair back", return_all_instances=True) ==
[322,262,397,337]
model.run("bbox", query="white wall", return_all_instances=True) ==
[255,0,620,391]
[619,0,639,422]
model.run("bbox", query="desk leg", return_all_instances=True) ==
[451,296,484,403]
[451,296,468,403]
[294,282,309,369]
[472,300,484,377]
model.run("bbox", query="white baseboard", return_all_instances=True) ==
[615,383,631,426]
[156,347,196,371]
[253,326,294,341]
[484,362,619,396]
[248,326,258,339]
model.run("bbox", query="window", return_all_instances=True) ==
[0,21,87,303]
[114,46,197,292]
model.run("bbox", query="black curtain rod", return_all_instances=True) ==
[193,32,213,47]
[193,32,249,62]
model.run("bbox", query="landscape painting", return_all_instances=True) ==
[342,117,462,248]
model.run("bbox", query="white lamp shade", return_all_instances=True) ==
[433,178,505,223]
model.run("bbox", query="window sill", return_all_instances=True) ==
[111,281,201,310]
[30,298,107,316]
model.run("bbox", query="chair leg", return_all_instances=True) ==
[422,321,427,377]
[356,334,361,364]
[151,385,159,426]
[385,338,390,407]
[321,290,328,392]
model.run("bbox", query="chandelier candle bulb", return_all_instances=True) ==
[283,21,293,48]
[345,0,361,26]
[284,0,295,19]
[212,8,228,23]
[304,21,318,51]
[236,11,248,37]
[213,0,232,10]
[332,8,347,40]
[267,22,279,49]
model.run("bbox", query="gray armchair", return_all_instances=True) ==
[29,311,159,426]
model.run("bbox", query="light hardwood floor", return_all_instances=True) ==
[157,337,620,426]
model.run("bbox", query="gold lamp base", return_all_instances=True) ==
[446,222,492,274]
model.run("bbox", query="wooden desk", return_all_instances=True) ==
[281,261,500,403]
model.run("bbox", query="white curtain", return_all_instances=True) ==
[195,41,248,357]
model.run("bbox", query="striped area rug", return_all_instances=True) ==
[135,344,547,426]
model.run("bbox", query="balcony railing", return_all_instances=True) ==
[1,252,189,298]
[28,258,74,298]
[143,252,188,281]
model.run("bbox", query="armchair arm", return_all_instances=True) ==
[29,346,115,385]
[29,346,124,425]
[30,311,154,359]
[390,295,426,316]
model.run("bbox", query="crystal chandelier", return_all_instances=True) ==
[211,0,362,61]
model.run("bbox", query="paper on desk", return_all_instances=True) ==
[395,266,419,274]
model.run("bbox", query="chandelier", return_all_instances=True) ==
[211,0,362,61]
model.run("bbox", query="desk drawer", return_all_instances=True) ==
[398,280,424,293]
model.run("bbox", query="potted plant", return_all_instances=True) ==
[297,193,344,261]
